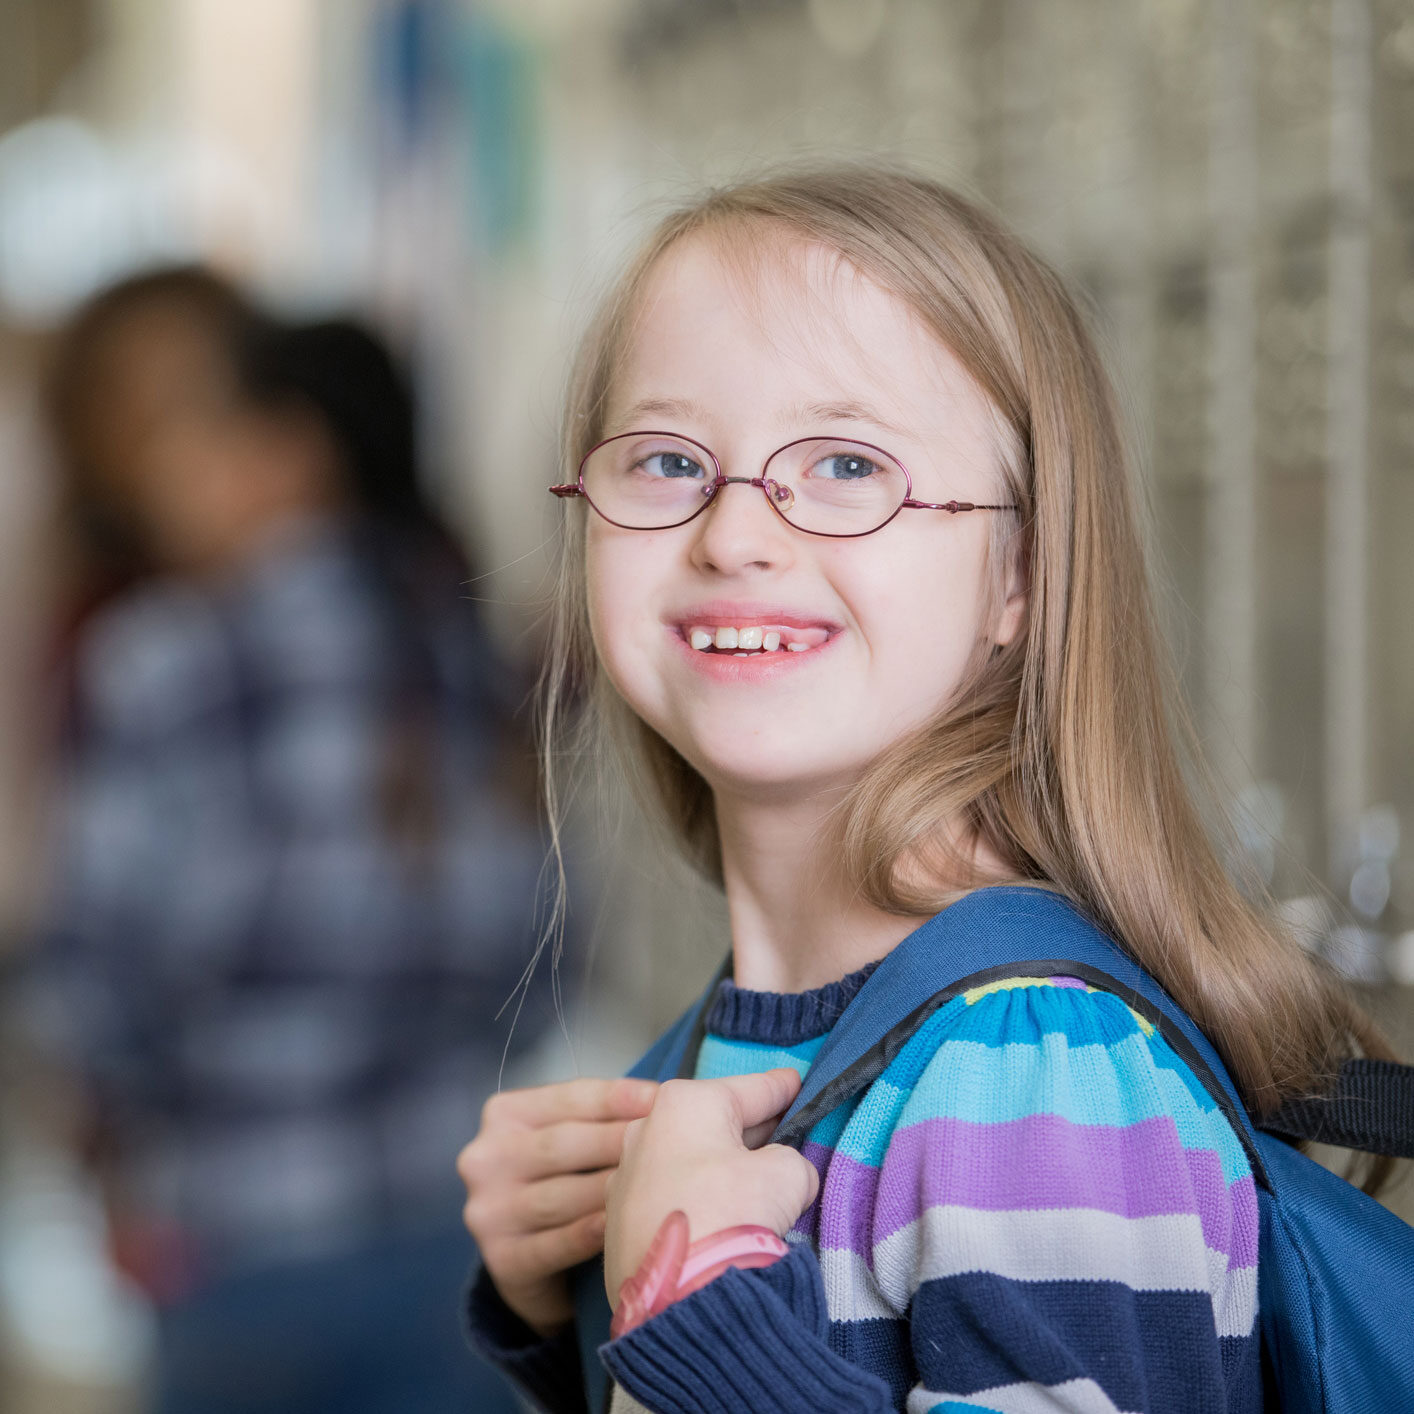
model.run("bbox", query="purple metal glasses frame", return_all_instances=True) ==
[549,431,1019,539]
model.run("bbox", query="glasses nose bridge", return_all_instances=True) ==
[694,468,794,543]
[706,473,791,511]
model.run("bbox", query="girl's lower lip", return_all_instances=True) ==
[670,628,836,680]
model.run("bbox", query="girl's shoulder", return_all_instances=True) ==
[875,973,1254,1185]
[811,974,1261,1361]
[818,974,1263,1411]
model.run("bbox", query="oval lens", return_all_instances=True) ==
[767,440,906,534]
[582,433,714,528]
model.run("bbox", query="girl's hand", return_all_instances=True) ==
[458,1076,659,1338]
[603,1069,820,1307]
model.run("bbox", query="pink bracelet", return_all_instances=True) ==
[609,1210,788,1339]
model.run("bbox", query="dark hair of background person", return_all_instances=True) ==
[236,313,540,848]
[238,317,430,528]
[234,312,483,642]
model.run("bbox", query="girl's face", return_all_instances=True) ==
[585,233,1025,804]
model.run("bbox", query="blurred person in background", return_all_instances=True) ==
[24,267,539,1413]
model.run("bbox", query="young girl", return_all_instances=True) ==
[457,167,1394,1413]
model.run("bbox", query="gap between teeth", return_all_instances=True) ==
[688,627,813,653]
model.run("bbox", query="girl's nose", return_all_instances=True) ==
[688,478,796,576]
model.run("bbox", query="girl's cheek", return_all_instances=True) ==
[585,560,630,663]
[584,572,650,719]
[583,547,620,656]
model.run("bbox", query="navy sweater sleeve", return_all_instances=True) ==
[599,1243,892,1412]
[465,1263,588,1414]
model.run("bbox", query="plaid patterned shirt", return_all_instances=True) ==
[31,519,548,1281]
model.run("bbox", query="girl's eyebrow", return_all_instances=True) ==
[619,395,907,438]
[791,399,907,437]
[619,396,699,424]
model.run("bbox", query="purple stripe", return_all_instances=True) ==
[1047,975,1089,990]
[807,1114,1258,1269]
[790,1142,831,1239]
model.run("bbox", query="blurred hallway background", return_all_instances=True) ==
[0,0,1412,1408]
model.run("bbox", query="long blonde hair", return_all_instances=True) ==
[539,164,1395,1184]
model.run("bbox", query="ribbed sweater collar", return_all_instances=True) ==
[703,958,881,1046]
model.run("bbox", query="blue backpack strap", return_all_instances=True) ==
[772,884,1272,1190]
[571,958,730,1414]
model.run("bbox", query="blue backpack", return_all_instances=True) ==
[572,885,1414,1414]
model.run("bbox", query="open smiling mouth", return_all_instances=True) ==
[682,624,832,656]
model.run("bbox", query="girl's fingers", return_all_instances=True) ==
[515,1168,614,1232]
[514,1208,608,1276]
[713,1068,804,1131]
[759,1143,822,1210]
[500,1076,658,1127]
[741,1112,787,1150]
[519,1118,636,1180]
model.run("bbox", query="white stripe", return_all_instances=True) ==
[909,1375,1134,1414]
[817,1233,1254,1336]
[608,1384,655,1414]
[874,1206,1209,1299]
[872,1206,1255,1335]
[816,1244,901,1321]
[1210,1257,1258,1338]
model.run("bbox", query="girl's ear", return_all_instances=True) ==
[995,585,1028,647]
[993,538,1030,648]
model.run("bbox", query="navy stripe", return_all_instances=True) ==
[911,1272,1251,1414]
[1219,1333,1264,1412]
[827,1315,914,1409]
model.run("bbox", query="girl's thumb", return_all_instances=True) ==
[759,1142,821,1214]
[717,1067,803,1131]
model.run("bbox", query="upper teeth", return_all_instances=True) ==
[688,626,804,653]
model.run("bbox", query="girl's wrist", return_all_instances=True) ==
[609,1210,788,1339]
[495,1272,575,1342]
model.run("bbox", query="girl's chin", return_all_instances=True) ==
[685,746,867,803]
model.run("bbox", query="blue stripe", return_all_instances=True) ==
[802,1095,859,1150]
[959,980,1150,1046]
[715,979,1250,1185]
[964,980,1236,1128]
[855,1029,1249,1183]
[694,1033,824,1081]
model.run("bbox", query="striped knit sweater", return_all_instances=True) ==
[468,963,1262,1414]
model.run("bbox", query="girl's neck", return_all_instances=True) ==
[714,790,1006,995]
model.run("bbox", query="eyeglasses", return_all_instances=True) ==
[549,431,1019,538]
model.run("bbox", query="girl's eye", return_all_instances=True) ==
[811,452,879,481]
[640,452,706,479]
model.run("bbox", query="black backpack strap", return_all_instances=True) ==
[1261,1058,1414,1158]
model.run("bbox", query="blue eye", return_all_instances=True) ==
[815,453,878,481]
[643,452,705,479]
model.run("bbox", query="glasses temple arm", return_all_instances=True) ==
[901,498,1020,513]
